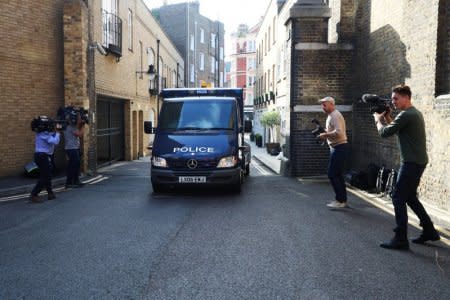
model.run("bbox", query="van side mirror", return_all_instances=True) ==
[144,121,153,134]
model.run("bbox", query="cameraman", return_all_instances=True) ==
[30,121,61,203]
[374,84,440,250]
[64,110,85,188]
[318,96,349,209]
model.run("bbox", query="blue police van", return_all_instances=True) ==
[144,88,251,193]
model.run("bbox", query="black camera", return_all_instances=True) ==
[31,116,64,132]
[311,118,326,145]
[361,94,393,114]
[57,106,90,127]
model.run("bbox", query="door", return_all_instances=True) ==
[97,97,125,165]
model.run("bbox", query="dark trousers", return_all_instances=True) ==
[66,149,81,185]
[392,162,433,234]
[328,143,349,202]
[31,152,53,196]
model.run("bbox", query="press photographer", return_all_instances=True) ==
[317,96,350,209]
[61,106,89,189]
[30,116,61,203]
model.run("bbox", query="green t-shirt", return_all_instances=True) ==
[378,106,428,165]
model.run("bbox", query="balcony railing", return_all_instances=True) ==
[102,10,122,57]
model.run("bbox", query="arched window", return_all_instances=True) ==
[147,47,155,67]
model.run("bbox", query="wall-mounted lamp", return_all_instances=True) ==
[136,64,155,77]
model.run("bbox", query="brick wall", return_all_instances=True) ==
[288,7,354,176]
[352,0,450,211]
[0,0,65,176]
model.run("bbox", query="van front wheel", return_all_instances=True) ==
[152,183,164,194]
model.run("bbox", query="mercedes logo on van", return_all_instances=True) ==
[186,159,198,169]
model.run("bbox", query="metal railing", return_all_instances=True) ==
[102,10,122,57]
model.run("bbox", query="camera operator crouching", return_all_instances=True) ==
[30,117,61,203]
[63,108,86,189]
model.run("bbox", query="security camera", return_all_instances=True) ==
[95,42,107,56]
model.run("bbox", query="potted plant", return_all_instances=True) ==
[250,132,255,142]
[255,133,263,147]
[260,110,281,155]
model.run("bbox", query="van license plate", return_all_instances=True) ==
[179,176,206,183]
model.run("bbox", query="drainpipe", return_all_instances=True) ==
[87,0,97,175]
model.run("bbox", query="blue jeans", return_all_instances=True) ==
[328,143,349,202]
[66,149,81,185]
[392,162,432,233]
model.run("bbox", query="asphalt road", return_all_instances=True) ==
[1,159,450,299]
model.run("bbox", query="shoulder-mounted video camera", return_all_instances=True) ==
[57,106,89,127]
[361,94,393,114]
[31,106,89,132]
[31,116,63,132]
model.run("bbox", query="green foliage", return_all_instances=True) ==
[260,110,281,127]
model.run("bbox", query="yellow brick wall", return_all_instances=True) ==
[0,0,65,176]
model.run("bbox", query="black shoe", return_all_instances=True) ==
[47,192,56,200]
[65,184,76,189]
[380,238,409,250]
[412,231,440,244]
[30,195,42,203]
[74,181,85,188]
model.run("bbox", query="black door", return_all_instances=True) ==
[97,97,125,165]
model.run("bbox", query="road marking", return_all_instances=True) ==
[252,161,272,176]
[0,176,109,203]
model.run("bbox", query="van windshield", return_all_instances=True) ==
[158,99,236,131]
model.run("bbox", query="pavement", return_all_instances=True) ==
[2,138,450,241]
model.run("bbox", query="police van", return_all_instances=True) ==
[144,88,251,193]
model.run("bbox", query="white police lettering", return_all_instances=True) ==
[173,147,214,153]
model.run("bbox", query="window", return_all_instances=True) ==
[200,28,205,43]
[102,0,121,55]
[220,72,224,87]
[190,64,195,82]
[147,47,155,66]
[273,17,276,44]
[199,52,204,70]
[190,34,194,51]
[220,47,224,60]
[139,41,143,79]
[211,33,216,48]
[128,9,133,50]
[210,57,215,74]
[268,26,271,50]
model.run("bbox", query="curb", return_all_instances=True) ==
[252,154,280,175]
[347,186,450,244]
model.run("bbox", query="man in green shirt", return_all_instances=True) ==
[373,84,440,250]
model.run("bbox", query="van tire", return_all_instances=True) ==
[152,183,164,194]
[245,164,250,176]
[232,182,242,193]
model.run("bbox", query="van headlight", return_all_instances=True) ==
[217,156,237,168]
[152,156,168,168]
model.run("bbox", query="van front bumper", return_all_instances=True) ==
[151,167,241,187]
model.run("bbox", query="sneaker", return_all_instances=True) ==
[327,200,347,209]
